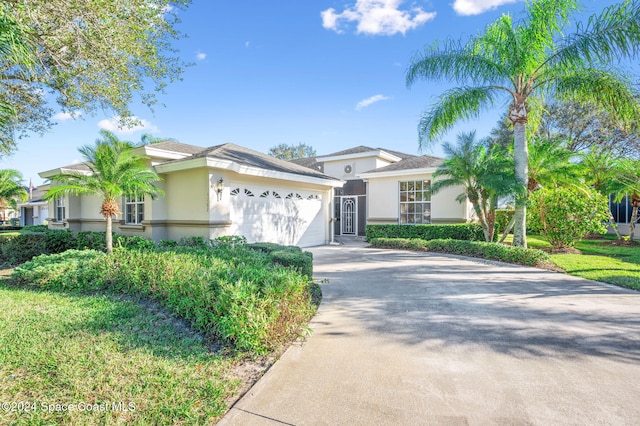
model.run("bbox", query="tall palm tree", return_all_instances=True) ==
[44,130,163,253]
[0,169,27,219]
[432,131,514,242]
[406,0,640,247]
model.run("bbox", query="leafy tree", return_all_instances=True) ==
[0,169,27,214]
[0,0,190,155]
[406,0,640,248]
[268,143,316,160]
[528,186,610,249]
[44,131,164,254]
[432,131,514,242]
[539,101,640,157]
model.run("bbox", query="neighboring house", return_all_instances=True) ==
[40,142,343,247]
[17,186,49,226]
[292,146,473,237]
[609,194,640,237]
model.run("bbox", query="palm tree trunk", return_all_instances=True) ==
[629,206,638,242]
[499,216,516,244]
[608,213,622,240]
[512,120,528,248]
[106,215,113,254]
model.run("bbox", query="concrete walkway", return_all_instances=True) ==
[220,245,640,425]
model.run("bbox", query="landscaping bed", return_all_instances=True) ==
[0,232,320,424]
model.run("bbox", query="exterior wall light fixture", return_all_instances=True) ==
[214,178,224,201]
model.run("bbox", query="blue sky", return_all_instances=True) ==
[2,0,628,185]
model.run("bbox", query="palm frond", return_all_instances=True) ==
[417,86,504,146]
[406,38,508,88]
[548,0,640,69]
[550,67,640,124]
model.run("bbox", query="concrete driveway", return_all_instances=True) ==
[220,245,640,425]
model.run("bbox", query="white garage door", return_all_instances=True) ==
[229,187,326,247]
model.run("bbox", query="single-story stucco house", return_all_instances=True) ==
[40,142,472,247]
[292,146,474,237]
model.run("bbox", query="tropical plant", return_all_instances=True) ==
[406,0,640,247]
[528,186,610,249]
[44,130,164,254]
[581,148,624,239]
[0,169,27,215]
[432,131,514,242]
[608,157,640,241]
[527,138,584,191]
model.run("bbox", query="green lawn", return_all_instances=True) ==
[551,237,640,290]
[0,280,242,425]
[506,234,640,290]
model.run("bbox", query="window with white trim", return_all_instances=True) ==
[399,180,431,224]
[125,195,144,224]
[55,197,66,221]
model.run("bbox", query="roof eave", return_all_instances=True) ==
[358,167,439,180]
[316,149,402,163]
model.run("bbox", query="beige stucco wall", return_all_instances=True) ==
[366,174,471,224]
[323,157,380,180]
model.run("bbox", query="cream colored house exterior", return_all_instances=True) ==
[293,146,473,236]
[40,142,343,247]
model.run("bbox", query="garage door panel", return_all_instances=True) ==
[230,189,325,247]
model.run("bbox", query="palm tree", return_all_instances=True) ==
[432,131,514,242]
[0,169,27,220]
[608,157,640,241]
[406,0,640,247]
[582,148,624,239]
[44,130,163,253]
[527,138,584,191]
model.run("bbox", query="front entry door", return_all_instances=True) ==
[341,197,357,235]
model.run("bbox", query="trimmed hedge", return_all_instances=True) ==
[366,223,485,241]
[0,230,157,265]
[369,237,549,267]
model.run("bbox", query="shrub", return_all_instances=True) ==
[494,209,515,234]
[178,236,208,248]
[0,233,47,264]
[22,224,47,233]
[528,187,610,248]
[158,239,178,248]
[212,235,247,247]
[76,231,106,251]
[13,250,106,289]
[114,234,156,250]
[12,246,315,354]
[247,243,313,278]
[366,223,485,241]
[369,237,549,266]
[45,230,77,254]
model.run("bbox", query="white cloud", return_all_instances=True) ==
[196,52,206,60]
[452,0,520,16]
[356,94,390,110]
[53,111,81,121]
[97,116,159,135]
[321,0,436,36]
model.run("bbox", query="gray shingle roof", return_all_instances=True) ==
[292,146,416,172]
[289,156,324,172]
[146,141,206,155]
[362,155,443,173]
[187,143,338,180]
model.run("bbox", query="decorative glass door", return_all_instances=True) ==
[341,197,357,235]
